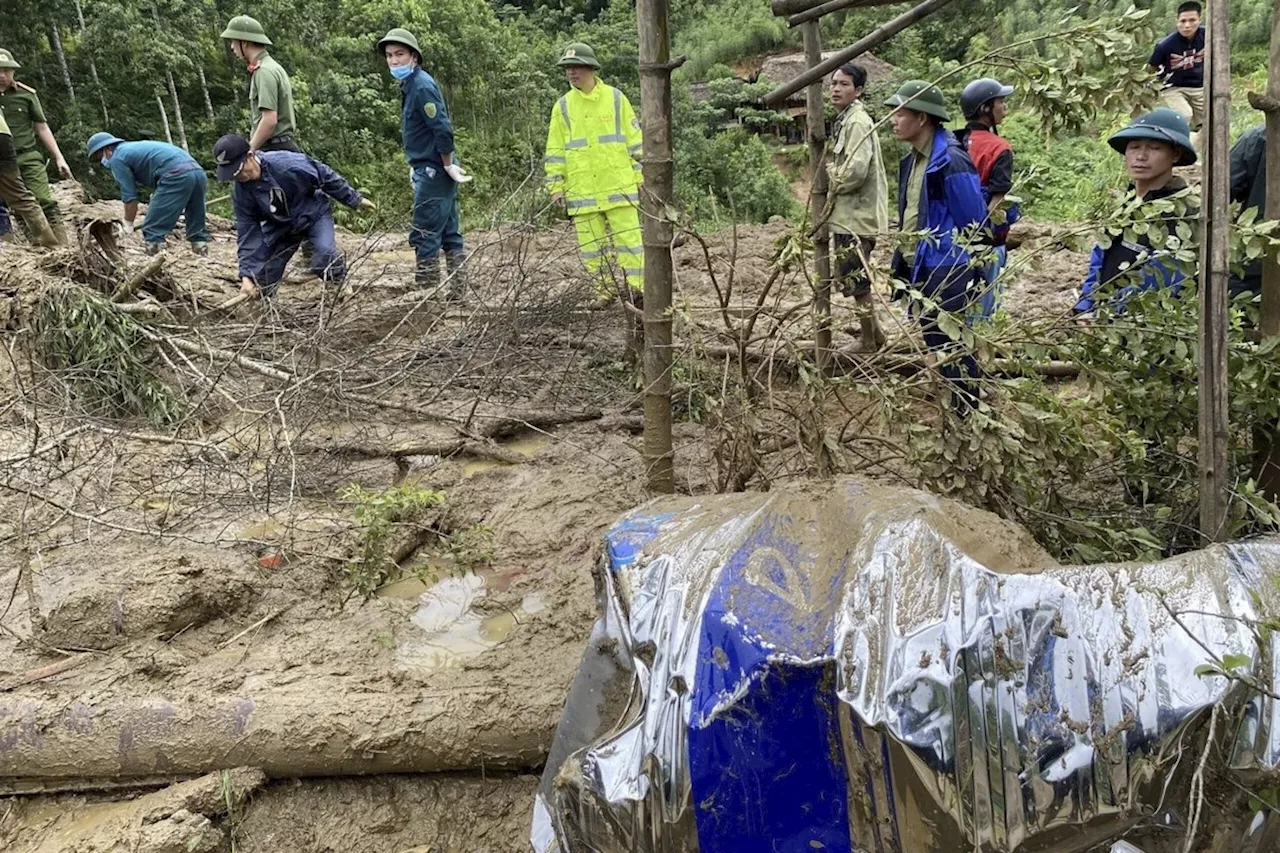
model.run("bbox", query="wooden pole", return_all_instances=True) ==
[763,0,955,107]
[1249,0,1280,496]
[771,0,905,17]
[803,22,832,369]
[638,0,677,494]
[788,0,885,27]
[1199,0,1231,542]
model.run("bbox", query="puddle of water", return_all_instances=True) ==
[394,572,536,674]
[462,431,553,478]
[377,576,432,600]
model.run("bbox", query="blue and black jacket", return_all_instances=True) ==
[400,67,455,171]
[1074,177,1196,314]
[232,150,363,281]
[890,128,989,294]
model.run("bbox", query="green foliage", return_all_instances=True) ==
[341,484,447,600]
[1002,111,1125,221]
[35,287,184,426]
[445,524,497,570]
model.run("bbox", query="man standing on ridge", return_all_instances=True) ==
[0,107,58,248]
[214,134,374,300]
[87,132,210,256]
[0,48,73,245]
[824,62,887,351]
[378,27,471,297]
[955,77,1020,324]
[1148,1,1205,149]
[545,42,645,307]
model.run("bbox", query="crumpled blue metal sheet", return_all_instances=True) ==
[532,481,1280,852]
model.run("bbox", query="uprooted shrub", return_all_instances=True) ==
[34,285,185,426]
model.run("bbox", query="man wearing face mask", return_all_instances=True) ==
[214,133,375,300]
[377,28,470,297]
[87,132,209,256]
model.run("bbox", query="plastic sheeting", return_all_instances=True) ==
[532,480,1280,852]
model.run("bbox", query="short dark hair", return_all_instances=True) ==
[1177,1,1201,15]
[834,63,868,88]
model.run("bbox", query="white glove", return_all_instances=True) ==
[409,166,415,186]
[444,163,473,184]
[121,220,135,235]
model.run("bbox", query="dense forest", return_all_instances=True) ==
[0,0,1274,226]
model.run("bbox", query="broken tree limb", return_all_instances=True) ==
[308,436,528,465]
[473,408,604,439]
[112,254,166,302]
[141,329,294,383]
[1,653,95,692]
[787,0,887,27]
[771,0,903,16]
[763,0,956,106]
[700,342,1081,378]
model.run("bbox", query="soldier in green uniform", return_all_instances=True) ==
[0,48,72,244]
[0,106,58,248]
[220,16,312,265]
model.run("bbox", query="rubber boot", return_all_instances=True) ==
[189,241,208,257]
[49,221,70,246]
[415,258,441,290]
[33,222,59,249]
[0,231,18,245]
[856,300,886,352]
[145,241,165,256]
[444,250,467,301]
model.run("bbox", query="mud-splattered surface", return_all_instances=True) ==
[0,183,1092,850]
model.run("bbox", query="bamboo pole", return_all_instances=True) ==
[803,22,832,369]
[1199,0,1231,542]
[763,0,955,107]
[787,0,890,27]
[637,0,677,493]
[771,0,905,17]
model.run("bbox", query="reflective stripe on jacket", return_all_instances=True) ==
[544,81,642,214]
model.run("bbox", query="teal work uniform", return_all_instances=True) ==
[105,141,209,246]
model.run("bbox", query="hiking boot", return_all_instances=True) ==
[444,250,467,301]
[189,241,209,257]
[145,241,165,256]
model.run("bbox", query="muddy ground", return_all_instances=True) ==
[0,183,1087,851]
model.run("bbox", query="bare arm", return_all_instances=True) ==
[35,123,72,178]
[249,111,278,151]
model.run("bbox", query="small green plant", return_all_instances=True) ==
[446,524,497,571]
[341,484,447,600]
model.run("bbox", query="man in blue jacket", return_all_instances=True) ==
[213,134,374,299]
[377,28,471,297]
[87,132,210,256]
[1073,109,1197,317]
[885,80,989,412]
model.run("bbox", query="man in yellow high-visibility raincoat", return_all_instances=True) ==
[545,42,644,304]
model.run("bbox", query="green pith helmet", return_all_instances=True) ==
[884,80,950,122]
[376,28,422,58]
[557,42,600,69]
[220,15,273,46]
[0,49,20,70]
[1108,107,1197,166]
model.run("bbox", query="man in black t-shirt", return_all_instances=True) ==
[1148,1,1205,146]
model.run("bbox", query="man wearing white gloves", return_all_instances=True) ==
[377,27,471,297]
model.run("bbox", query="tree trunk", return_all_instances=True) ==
[165,69,189,151]
[73,0,109,125]
[157,94,173,145]
[48,22,76,103]
[804,22,832,371]
[197,65,216,122]
[1199,0,1231,543]
[637,0,676,494]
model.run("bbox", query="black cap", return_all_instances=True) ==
[214,134,251,181]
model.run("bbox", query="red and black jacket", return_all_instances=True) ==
[955,122,1019,244]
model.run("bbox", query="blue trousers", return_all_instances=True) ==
[912,265,981,413]
[967,245,1007,325]
[258,214,344,297]
[410,165,464,267]
[0,200,9,235]
[144,168,209,245]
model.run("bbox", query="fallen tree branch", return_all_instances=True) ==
[112,254,166,303]
[1,652,95,691]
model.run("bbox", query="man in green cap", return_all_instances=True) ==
[1074,108,1198,315]
[220,16,298,154]
[0,107,58,248]
[884,80,988,413]
[0,48,73,245]
[545,42,644,306]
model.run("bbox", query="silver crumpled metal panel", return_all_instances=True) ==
[532,480,1280,853]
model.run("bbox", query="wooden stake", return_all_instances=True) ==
[1250,0,1280,496]
[763,0,956,107]
[638,0,677,493]
[1199,0,1231,542]
[803,22,833,369]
